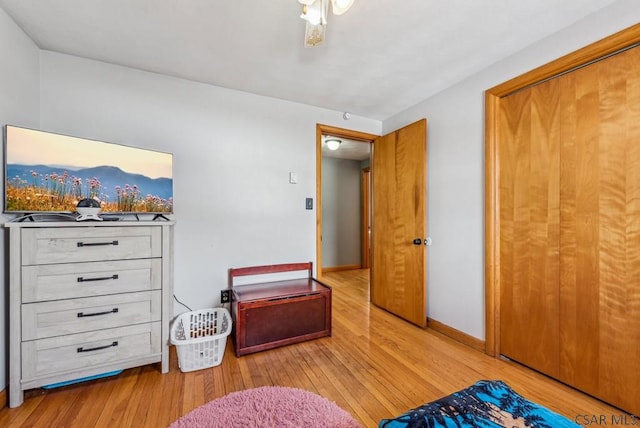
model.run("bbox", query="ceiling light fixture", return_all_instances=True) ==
[325,138,342,150]
[298,0,355,47]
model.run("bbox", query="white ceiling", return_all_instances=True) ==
[0,0,619,120]
[322,135,370,161]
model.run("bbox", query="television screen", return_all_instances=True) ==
[4,125,173,214]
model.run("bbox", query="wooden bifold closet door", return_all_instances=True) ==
[498,44,640,415]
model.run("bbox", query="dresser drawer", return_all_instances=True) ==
[22,322,161,380]
[21,226,161,265]
[22,291,161,340]
[22,259,162,303]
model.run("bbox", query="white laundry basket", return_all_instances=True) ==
[170,307,232,372]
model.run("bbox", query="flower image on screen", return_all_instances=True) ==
[4,125,173,214]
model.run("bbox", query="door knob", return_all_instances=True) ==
[412,238,422,245]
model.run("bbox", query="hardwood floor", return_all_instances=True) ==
[0,269,622,427]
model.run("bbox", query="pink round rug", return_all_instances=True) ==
[170,386,361,428]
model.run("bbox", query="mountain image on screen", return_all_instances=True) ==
[6,163,173,213]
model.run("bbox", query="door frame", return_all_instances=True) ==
[361,167,371,269]
[316,124,378,280]
[484,23,640,357]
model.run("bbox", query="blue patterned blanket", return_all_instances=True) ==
[379,380,579,428]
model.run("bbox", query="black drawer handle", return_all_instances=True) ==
[77,240,119,247]
[77,341,118,353]
[77,308,119,318]
[77,274,119,283]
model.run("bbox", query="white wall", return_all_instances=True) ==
[0,7,40,396]
[383,0,640,340]
[321,157,362,268]
[38,51,381,314]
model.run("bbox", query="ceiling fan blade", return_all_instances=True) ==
[331,0,354,15]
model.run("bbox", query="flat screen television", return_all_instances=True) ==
[4,125,173,215]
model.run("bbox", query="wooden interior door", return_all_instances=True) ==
[498,44,640,415]
[371,119,427,327]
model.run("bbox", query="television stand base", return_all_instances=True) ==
[17,214,36,222]
[153,214,170,221]
[76,214,103,222]
[12,213,77,223]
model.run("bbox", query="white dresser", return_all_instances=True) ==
[5,221,174,408]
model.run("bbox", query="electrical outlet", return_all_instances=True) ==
[220,289,231,303]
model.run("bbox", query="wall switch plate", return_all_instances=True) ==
[305,198,313,210]
[220,289,231,303]
[289,172,298,184]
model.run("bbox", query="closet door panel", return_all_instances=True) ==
[498,89,530,366]
[560,45,640,413]
[499,80,560,377]
[559,65,602,393]
[622,45,640,414]
[595,46,640,413]
[529,79,562,376]
[498,88,523,359]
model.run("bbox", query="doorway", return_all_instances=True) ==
[316,120,428,328]
[315,124,377,279]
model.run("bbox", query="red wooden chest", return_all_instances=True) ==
[229,263,331,357]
